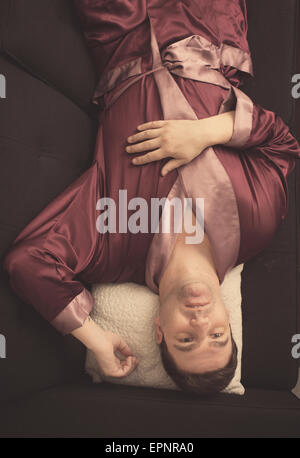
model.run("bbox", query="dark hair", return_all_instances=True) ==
[158,329,238,395]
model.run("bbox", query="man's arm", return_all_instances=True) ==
[199,110,236,147]
[126,98,300,176]
[71,315,103,350]
[3,164,99,336]
[72,316,139,378]
[3,160,138,378]
[220,86,300,162]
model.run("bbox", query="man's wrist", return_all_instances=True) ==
[199,111,235,148]
[71,315,105,351]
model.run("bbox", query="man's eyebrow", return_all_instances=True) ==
[173,336,230,352]
[208,337,229,348]
[173,343,197,352]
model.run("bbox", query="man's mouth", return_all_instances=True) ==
[184,303,210,310]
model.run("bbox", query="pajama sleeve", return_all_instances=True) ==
[3,160,100,336]
[223,84,300,174]
[219,0,300,167]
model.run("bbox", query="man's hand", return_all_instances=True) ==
[91,330,139,378]
[71,316,139,378]
[125,112,235,176]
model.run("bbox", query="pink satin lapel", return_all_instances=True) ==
[94,14,253,287]
[145,17,244,286]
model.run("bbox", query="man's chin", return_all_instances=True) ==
[179,281,213,306]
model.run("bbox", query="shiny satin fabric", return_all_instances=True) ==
[138,18,246,289]
[3,0,300,335]
[74,0,252,80]
[93,31,253,109]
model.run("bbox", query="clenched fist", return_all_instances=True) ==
[91,329,139,378]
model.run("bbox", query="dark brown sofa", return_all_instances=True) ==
[0,0,299,438]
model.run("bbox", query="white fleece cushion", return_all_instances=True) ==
[85,263,245,395]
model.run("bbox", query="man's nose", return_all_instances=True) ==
[190,313,209,327]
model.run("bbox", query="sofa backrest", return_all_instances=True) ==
[0,0,98,403]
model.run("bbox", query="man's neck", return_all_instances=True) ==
[159,229,220,302]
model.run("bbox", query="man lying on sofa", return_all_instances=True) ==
[4,101,300,395]
[5,0,300,396]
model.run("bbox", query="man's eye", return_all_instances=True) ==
[179,337,193,343]
[211,333,223,339]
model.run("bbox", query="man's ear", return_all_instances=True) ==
[154,316,163,344]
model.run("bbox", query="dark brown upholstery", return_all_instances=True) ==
[0,0,299,438]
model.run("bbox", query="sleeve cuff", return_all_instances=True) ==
[224,86,254,149]
[50,288,94,336]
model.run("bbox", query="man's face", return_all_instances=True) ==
[156,280,232,373]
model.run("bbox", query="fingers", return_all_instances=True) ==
[114,356,139,378]
[126,137,161,154]
[122,356,139,372]
[127,127,163,145]
[118,338,134,357]
[136,120,167,130]
[161,158,186,176]
[131,149,165,165]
